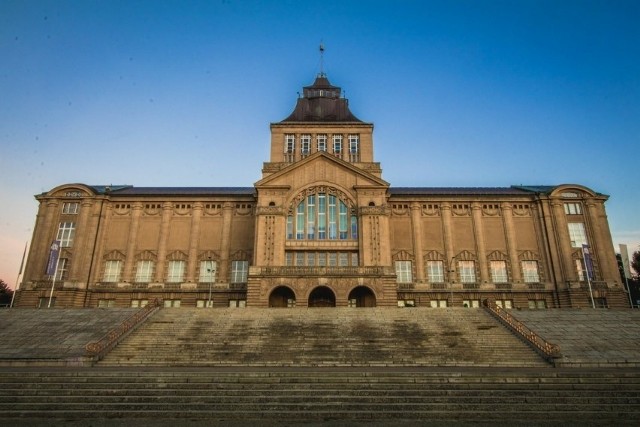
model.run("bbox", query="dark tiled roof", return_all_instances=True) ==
[389,187,535,196]
[91,186,256,196]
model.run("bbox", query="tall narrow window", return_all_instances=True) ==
[103,260,122,282]
[57,222,76,247]
[54,258,69,281]
[62,202,79,214]
[427,261,444,283]
[231,261,249,283]
[328,195,337,239]
[288,191,356,241]
[306,194,315,239]
[564,203,582,215]
[167,260,185,283]
[284,134,295,162]
[135,260,154,282]
[317,134,327,152]
[333,135,342,157]
[575,259,586,281]
[199,260,217,282]
[300,134,311,158]
[286,215,293,239]
[296,202,305,239]
[348,134,359,162]
[339,202,348,239]
[395,261,413,283]
[318,194,326,239]
[490,260,508,283]
[521,260,540,283]
[568,223,588,248]
[458,260,476,283]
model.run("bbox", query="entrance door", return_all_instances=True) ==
[269,286,296,307]
[308,286,336,307]
[348,286,376,307]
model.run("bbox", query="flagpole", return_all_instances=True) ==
[9,241,28,309]
[48,256,60,308]
[582,245,595,309]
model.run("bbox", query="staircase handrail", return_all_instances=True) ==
[482,300,561,361]
[85,298,162,361]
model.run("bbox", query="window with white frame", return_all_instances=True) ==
[568,222,588,248]
[199,260,217,282]
[462,299,480,308]
[490,260,508,283]
[332,135,342,156]
[287,192,357,241]
[348,134,359,162]
[231,260,249,283]
[62,202,79,214]
[130,299,149,308]
[521,260,540,283]
[317,134,327,152]
[57,222,76,247]
[54,258,69,281]
[458,260,476,283]
[395,261,413,283]
[495,300,513,309]
[430,300,448,308]
[229,299,246,308]
[528,299,547,309]
[135,260,154,283]
[284,134,295,162]
[164,299,181,308]
[564,203,582,215]
[103,260,122,282]
[300,134,311,157]
[166,260,185,283]
[97,299,115,308]
[427,260,445,283]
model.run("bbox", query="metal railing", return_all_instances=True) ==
[85,298,162,362]
[483,300,561,362]
[256,266,391,276]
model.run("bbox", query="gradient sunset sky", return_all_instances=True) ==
[1,0,639,286]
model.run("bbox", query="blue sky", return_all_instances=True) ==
[1,0,639,286]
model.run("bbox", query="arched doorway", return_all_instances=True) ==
[269,286,296,308]
[308,286,336,307]
[348,286,377,307]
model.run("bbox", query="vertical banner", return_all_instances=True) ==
[582,244,594,281]
[620,244,631,279]
[46,241,61,276]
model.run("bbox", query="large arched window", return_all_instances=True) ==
[286,190,357,240]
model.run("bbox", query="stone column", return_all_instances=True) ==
[501,203,522,283]
[25,200,58,281]
[218,202,234,282]
[586,201,618,283]
[441,203,455,282]
[410,203,425,281]
[186,203,203,282]
[154,202,173,282]
[551,201,577,281]
[69,200,93,282]
[472,203,489,283]
[122,203,143,282]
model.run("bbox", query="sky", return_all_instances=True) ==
[1,0,639,287]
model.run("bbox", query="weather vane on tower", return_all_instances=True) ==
[319,41,325,76]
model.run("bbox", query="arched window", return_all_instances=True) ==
[286,191,357,240]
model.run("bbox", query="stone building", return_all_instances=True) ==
[14,73,628,309]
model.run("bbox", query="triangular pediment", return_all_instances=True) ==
[255,152,389,189]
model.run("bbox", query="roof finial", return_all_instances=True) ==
[319,41,325,76]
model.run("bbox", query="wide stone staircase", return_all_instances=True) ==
[98,307,550,367]
[0,367,639,424]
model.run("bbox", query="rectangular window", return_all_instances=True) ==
[490,260,508,283]
[328,195,337,239]
[350,215,358,239]
[328,253,337,267]
[427,260,444,283]
[351,252,358,267]
[495,300,513,309]
[522,260,540,283]
[395,260,413,283]
[564,203,582,215]
[307,194,315,239]
[430,300,448,308]
[54,258,69,281]
[300,134,311,157]
[97,299,115,308]
[568,222,588,248]
[57,222,76,247]
[528,300,547,309]
[131,299,149,308]
[348,134,359,161]
[167,260,185,283]
[284,134,295,162]
[338,252,349,267]
[296,202,305,239]
[231,260,248,283]
[307,252,315,266]
[285,252,293,266]
[295,252,305,266]
[229,299,247,308]
[135,260,154,283]
[199,260,217,283]
[164,299,181,308]
[317,252,326,266]
[458,260,476,283]
[333,135,342,156]
[339,202,348,239]
[317,134,327,152]
[462,300,480,308]
[62,202,79,214]
[103,260,122,282]
[286,215,294,239]
[318,194,326,239]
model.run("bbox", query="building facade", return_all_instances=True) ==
[14,73,628,309]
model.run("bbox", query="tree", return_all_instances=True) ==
[0,280,13,306]
[632,250,640,279]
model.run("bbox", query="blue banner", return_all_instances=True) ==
[45,241,61,276]
[582,244,594,281]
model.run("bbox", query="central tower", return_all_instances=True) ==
[248,73,396,307]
